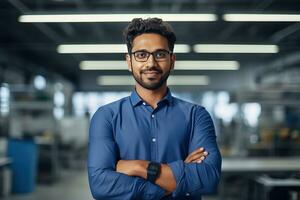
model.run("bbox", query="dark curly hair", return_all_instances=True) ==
[123,18,176,54]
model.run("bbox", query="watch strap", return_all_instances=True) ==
[147,162,161,183]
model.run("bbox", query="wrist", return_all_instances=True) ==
[134,160,149,178]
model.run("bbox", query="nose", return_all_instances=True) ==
[147,53,157,66]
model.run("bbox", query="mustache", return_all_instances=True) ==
[141,66,162,74]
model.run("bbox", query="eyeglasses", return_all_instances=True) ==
[131,49,172,62]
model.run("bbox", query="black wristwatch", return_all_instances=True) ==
[147,162,161,183]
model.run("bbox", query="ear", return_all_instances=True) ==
[126,54,132,72]
[170,53,176,71]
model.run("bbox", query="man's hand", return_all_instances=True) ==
[184,147,208,164]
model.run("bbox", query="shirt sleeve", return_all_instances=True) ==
[88,107,165,200]
[167,106,222,198]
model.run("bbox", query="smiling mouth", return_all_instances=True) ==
[144,71,160,74]
[143,71,161,80]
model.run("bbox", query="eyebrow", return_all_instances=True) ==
[132,48,169,52]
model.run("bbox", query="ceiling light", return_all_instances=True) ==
[173,44,191,53]
[168,75,210,85]
[223,14,300,22]
[97,75,209,86]
[19,14,217,23]
[193,44,279,53]
[80,61,127,70]
[58,44,126,53]
[58,44,190,53]
[80,60,239,70]
[176,61,239,70]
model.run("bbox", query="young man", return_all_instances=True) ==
[88,18,222,200]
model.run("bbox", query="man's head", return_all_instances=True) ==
[123,18,176,90]
[123,18,176,54]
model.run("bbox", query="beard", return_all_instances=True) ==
[131,65,171,90]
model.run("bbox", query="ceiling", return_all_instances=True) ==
[1,0,300,91]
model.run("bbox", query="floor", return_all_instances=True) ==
[3,168,217,200]
[4,169,93,200]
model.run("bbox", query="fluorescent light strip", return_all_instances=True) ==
[193,44,279,53]
[223,14,300,22]
[80,60,239,70]
[173,44,191,53]
[58,44,126,53]
[19,14,217,23]
[175,61,239,70]
[80,61,127,70]
[97,75,209,86]
[58,44,190,53]
[168,75,210,85]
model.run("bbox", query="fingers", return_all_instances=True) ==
[190,151,208,163]
[194,154,207,164]
[184,147,203,163]
[184,147,208,164]
[185,147,204,160]
[186,151,207,163]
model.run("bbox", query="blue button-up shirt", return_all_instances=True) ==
[88,89,222,200]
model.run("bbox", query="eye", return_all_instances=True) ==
[155,51,168,59]
[135,51,148,59]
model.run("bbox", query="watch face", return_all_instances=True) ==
[149,164,158,171]
[147,162,161,183]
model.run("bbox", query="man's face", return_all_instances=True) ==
[126,33,175,90]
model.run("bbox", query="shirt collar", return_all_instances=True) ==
[130,88,173,107]
[160,88,173,105]
[130,89,143,107]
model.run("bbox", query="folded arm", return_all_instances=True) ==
[116,147,208,194]
[88,108,165,200]
[168,107,222,198]
[116,107,222,198]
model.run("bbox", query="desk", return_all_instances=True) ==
[255,176,300,200]
[222,157,300,173]
[220,157,300,200]
[257,176,300,187]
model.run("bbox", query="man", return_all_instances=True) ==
[88,18,222,200]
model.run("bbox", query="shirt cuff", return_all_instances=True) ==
[168,160,205,197]
[167,160,185,197]
[136,178,165,200]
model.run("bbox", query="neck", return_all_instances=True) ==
[135,84,168,109]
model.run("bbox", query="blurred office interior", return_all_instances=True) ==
[0,0,300,199]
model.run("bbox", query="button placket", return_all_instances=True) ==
[150,112,157,161]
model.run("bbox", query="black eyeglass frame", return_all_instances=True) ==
[130,49,173,62]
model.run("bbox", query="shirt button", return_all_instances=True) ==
[151,114,155,118]
[152,138,156,142]
[143,102,146,105]
[186,193,190,196]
